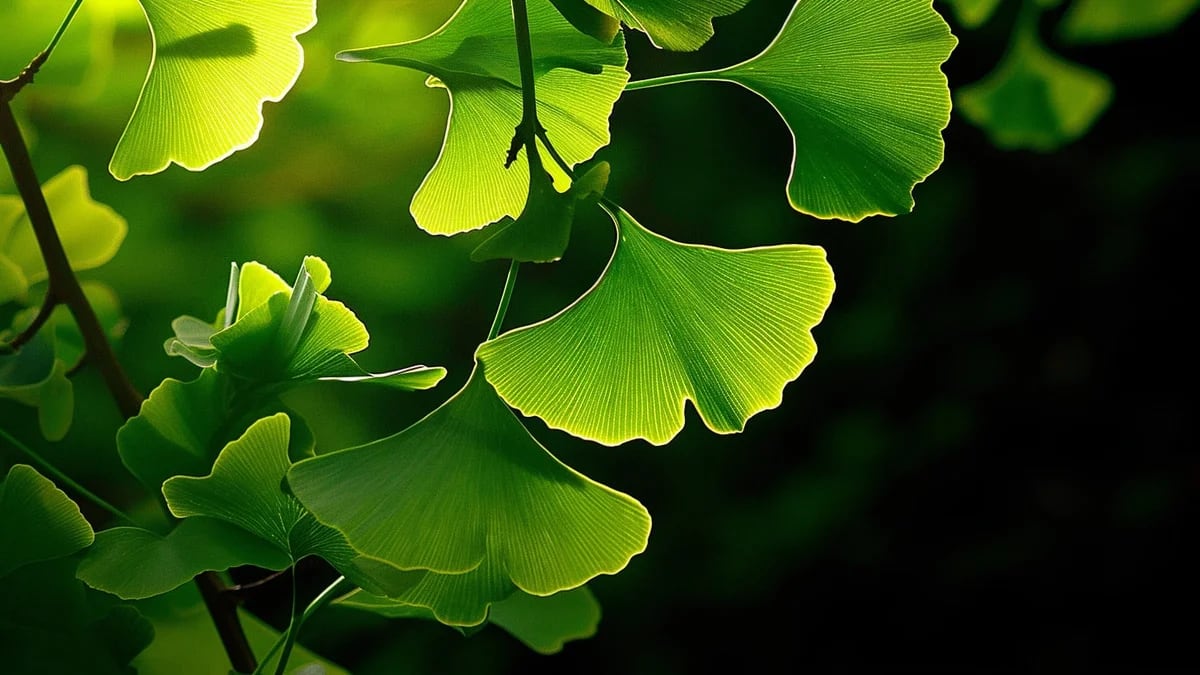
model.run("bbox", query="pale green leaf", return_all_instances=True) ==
[1060,0,1200,43]
[288,368,651,600]
[0,166,127,302]
[700,0,956,221]
[584,0,750,50]
[0,464,94,578]
[77,517,291,600]
[338,0,628,235]
[162,414,423,597]
[957,27,1113,151]
[110,0,318,179]
[478,206,835,446]
[940,0,1003,28]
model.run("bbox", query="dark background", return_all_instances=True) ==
[2,1,1196,672]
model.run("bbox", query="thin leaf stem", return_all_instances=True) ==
[624,70,723,91]
[488,260,520,341]
[45,0,86,62]
[1,290,59,354]
[272,568,301,675]
[0,100,143,419]
[535,127,576,179]
[0,427,135,526]
[257,575,353,674]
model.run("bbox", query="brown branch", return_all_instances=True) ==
[1,70,257,673]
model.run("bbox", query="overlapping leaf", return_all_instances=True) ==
[172,257,445,390]
[162,414,423,597]
[0,166,126,303]
[1060,0,1200,44]
[678,0,955,221]
[957,26,1112,150]
[288,368,651,619]
[478,206,835,446]
[337,0,628,235]
[110,0,317,179]
[583,0,750,50]
[0,464,94,577]
[77,517,290,600]
[338,585,600,654]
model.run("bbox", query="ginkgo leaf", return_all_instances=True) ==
[109,0,317,179]
[478,206,835,446]
[337,0,628,235]
[0,166,127,303]
[583,0,750,50]
[628,0,956,221]
[204,257,446,390]
[940,0,1004,28]
[957,27,1113,151]
[471,161,610,263]
[288,368,651,602]
[162,414,424,597]
[0,464,94,578]
[1059,0,1200,44]
[76,517,291,600]
[337,584,599,654]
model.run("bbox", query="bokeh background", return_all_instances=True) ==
[2,0,1195,672]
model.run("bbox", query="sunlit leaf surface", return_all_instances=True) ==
[695,0,956,221]
[584,0,750,50]
[478,206,834,446]
[337,0,628,235]
[289,368,651,616]
[110,0,317,179]
[0,166,126,303]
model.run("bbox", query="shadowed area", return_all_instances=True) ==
[159,24,256,60]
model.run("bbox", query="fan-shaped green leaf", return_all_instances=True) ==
[0,464,94,577]
[0,166,127,303]
[77,517,290,600]
[471,161,610,263]
[288,368,650,600]
[162,414,423,597]
[940,0,1003,28]
[478,206,834,446]
[109,0,317,179]
[584,0,750,50]
[337,0,628,235]
[957,27,1113,151]
[693,0,956,221]
[1060,0,1200,43]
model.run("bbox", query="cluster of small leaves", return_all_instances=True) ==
[944,0,1199,150]
[1,0,965,670]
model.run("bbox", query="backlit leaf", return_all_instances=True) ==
[583,0,750,50]
[694,0,957,221]
[337,0,628,235]
[110,0,317,179]
[288,368,651,610]
[478,206,835,446]
[0,166,126,303]
[0,464,94,577]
